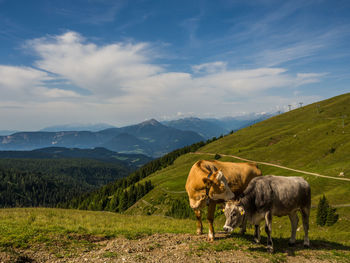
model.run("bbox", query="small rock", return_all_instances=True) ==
[339,172,344,176]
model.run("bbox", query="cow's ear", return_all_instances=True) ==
[202,177,213,187]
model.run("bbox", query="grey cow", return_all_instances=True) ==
[223,175,311,252]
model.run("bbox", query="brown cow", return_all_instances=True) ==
[185,159,262,241]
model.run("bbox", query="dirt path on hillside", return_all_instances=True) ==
[192,152,350,182]
[1,232,348,263]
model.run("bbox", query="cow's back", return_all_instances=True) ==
[217,161,262,196]
[186,160,262,197]
[245,175,311,216]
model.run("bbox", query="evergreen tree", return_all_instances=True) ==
[316,195,329,226]
[214,153,221,160]
[136,184,145,199]
[118,190,128,212]
[316,195,339,227]
[326,207,339,226]
[107,194,119,212]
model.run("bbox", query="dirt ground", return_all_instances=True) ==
[0,232,346,263]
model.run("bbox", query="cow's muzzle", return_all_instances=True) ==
[223,225,233,233]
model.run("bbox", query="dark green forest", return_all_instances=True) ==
[0,158,131,207]
[0,136,219,213]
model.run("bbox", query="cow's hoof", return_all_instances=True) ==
[288,241,296,247]
[196,230,203,235]
[303,243,310,249]
[208,231,214,242]
[267,246,274,253]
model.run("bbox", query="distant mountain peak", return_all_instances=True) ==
[140,119,161,126]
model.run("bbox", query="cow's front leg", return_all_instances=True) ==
[194,209,203,235]
[254,224,260,243]
[265,211,273,252]
[207,199,216,241]
[239,216,247,235]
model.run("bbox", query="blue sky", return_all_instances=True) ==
[0,0,349,130]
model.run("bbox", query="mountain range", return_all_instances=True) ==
[0,119,204,157]
[0,114,273,157]
[162,113,274,139]
[40,123,116,132]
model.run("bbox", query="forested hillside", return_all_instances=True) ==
[0,158,131,207]
[62,139,215,212]
[0,147,152,168]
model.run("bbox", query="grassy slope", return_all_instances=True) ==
[201,93,350,178]
[130,93,350,214]
[0,208,195,248]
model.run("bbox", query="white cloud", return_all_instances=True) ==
[0,31,327,129]
[0,65,48,90]
[27,31,162,98]
[0,65,80,102]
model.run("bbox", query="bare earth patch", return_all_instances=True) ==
[1,233,348,263]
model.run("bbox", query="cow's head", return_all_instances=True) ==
[202,169,235,201]
[223,200,245,232]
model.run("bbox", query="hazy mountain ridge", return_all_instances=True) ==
[40,123,116,132]
[163,114,276,139]
[0,119,205,157]
[162,117,227,139]
[0,114,273,156]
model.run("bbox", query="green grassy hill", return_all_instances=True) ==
[125,93,350,251]
[201,93,350,178]
[130,93,350,214]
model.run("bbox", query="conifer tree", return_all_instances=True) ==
[316,195,339,226]
[316,195,329,226]
[118,190,128,212]
[326,207,339,226]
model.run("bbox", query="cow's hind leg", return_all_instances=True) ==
[301,207,310,248]
[288,212,299,246]
[194,209,203,235]
[207,199,216,241]
[264,211,273,252]
[254,224,261,243]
